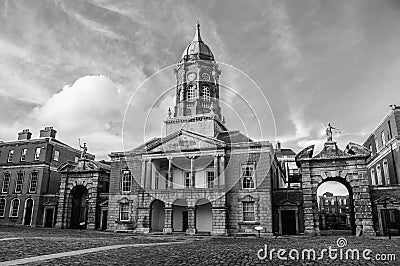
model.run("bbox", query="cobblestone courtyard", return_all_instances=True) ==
[0,227,398,265]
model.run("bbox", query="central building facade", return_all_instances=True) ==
[107,24,280,235]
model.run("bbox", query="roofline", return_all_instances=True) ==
[363,106,400,145]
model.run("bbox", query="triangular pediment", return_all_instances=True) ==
[146,129,225,153]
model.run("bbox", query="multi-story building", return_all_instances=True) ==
[0,127,89,227]
[107,23,281,236]
[272,142,304,235]
[363,105,400,236]
[318,192,350,230]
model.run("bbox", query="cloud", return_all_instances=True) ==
[264,1,301,69]
[31,75,125,159]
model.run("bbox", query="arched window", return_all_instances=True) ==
[0,199,6,217]
[10,198,20,217]
[370,168,376,185]
[2,172,10,193]
[376,164,382,185]
[187,84,196,102]
[202,86,210,101]
[121,170,132,192]
[383,159,390,185]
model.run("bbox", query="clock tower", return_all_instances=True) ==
[165,23,226,137]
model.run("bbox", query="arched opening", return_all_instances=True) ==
[23,198,34,226]
[317,178,355,235]
[195,199,212,233]
[150,199,165,232]
[172,199,188,232]
[70,185,89,229]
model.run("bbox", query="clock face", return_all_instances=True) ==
[201,73,210,81]
[187,72,196,81]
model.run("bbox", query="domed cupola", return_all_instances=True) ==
[181,23,214,61]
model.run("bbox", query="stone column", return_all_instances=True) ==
[163,203,173,234]
[167,157,173,189]
[145,160,152,190]
[219,155,225,188]
[295,210,299,234]
[190,156,195,187]
[211,206,227,236]
[186,206,196,235]
[213,155,219,188]
[140,159,147,189]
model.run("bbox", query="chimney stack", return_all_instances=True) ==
[18,129,32,140]
[276,141,281,152]
[39,126,57,138]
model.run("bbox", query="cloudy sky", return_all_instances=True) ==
[1,0,400,169]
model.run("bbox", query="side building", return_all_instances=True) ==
[272,142,303,235]
[363,105,400,236]
[0,127,91,227]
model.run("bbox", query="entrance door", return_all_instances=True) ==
[70,186,88,229]
[101,210,108,230]
[182,211,188,232]
[281,210,296,235]
[44,209,54,228]
[23,199,34,226]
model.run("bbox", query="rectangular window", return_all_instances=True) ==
[20,149,27,161]
[207,171,215,188]
[29,172,38,193]
[376,164,382,185]
[54,150,60,161]
[383,160,390,185]
[185,172,191,188]
[0,199,5,217]
[74,156,79,163]
[381,131,386,146]
[242,164,255,189]
[34,147,41,161]
[15,172,23,193]
[7,150,14,163]
[370,169,376,185]
[2,173,10,193]
[242,201,255,222]
[10,199,19,217]
[121,170,132,192]
[119,203,129,221]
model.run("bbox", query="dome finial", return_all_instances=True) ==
[194,21,202,42]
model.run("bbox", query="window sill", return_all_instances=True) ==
[239,221,260,225]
